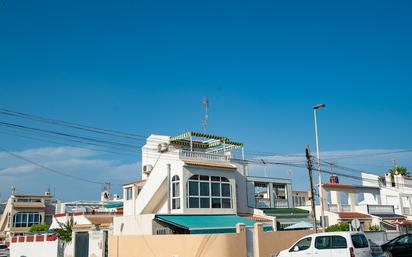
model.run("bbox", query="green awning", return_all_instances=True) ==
[103,202,123,208]
[156,215,272,234]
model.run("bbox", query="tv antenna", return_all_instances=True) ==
[201,97,209,133]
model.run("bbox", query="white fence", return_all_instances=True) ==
[365,231,401,245]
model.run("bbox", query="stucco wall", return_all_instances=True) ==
[253,224,313,257]
[109,224,247,257]
[113,214,155,235]
[10,235,59,257]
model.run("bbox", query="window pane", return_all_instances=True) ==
[199,175,209,181]
[315,236,331,249]
[211,176,220,181]
[212,198,221,208]
[189,181,199,196]
[222,198,231,208]
[172,175,179,181]
[172,199,180,209]
[351,235,368,248]
[332,236,347,249]
[200,182,209,196]
[292,237,312,251]
[28,214,34,222]
[190,175,199,180]
[173,182,180,197]
[221,177,229,182]
[211,183,220,196]
[222,184,230,197]
[189,197,199,208]
[200,198,210,208]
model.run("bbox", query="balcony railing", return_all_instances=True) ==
[341,204,352,212]
[274,199,289,208]
[255,198,289,208]
[180,150,230,162]
[403,207,411,215]
[328,204,338,212]
[256,198,271,208]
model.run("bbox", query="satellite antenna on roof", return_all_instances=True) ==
[201,97,209,133]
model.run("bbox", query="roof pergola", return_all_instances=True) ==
[170,132,243,154]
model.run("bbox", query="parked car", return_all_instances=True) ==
[381,234,412,257]
[368,239,383,257]
[0,243,9,257]
[273,232,372,257]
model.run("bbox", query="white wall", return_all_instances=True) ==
[113,214,155,235]
[10,237,58,257]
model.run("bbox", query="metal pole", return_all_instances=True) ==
[314,108,326,231]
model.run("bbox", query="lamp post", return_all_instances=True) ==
[313,103,326,231]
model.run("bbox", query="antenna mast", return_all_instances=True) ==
[201,97,209,133]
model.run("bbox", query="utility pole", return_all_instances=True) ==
[306,145,318,233]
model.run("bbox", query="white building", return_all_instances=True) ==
[362,172,412,219]
[114,132,293,235]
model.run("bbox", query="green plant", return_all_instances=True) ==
[369,224,380,231]
[325,222,350,232]
[389,166,410,176]
[54,217,73,243]
[29,224,49,233]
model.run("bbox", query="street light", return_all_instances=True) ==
[313,103,326,231]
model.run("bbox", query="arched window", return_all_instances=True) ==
[171,175,180,209]
[187,175,231,209]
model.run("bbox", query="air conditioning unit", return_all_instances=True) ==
[143,164,153,174]
[157,143,169,153]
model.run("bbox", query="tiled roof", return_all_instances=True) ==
[184,160,237,169]
[392,219,412,225]
[322,183,355,189]
[241,215,273,222]
[337,212,371,219]
[85,215,114,225]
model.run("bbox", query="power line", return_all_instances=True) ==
[0,108,148,141]
[0,121,141,151]
[0,146,115,185]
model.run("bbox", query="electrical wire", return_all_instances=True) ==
[0,146,121,186]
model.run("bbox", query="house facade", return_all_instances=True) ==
[0,193,56,240]
[115,132,295,235]
[362,172,412,218]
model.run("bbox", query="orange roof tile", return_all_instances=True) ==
[337,212,371,219]
[322,183,355,189]
[241,215,273,222]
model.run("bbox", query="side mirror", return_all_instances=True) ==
[294,246,300,252]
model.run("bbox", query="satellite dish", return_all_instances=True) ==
[351,219,361,230]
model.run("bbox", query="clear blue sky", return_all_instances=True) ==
[0,0,412,200]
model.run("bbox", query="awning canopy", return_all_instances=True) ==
[284,221,313,230]
[371,213,406,219]
[156,215,272,234]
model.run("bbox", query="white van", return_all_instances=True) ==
[274,232,372,257]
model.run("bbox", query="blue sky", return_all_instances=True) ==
[0,0,412,200]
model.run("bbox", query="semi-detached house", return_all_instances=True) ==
[114,132,300,235]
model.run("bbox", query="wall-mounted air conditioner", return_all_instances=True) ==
[143,164,153,174]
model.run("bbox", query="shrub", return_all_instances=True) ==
[29,224,49,233]
[369,225,380,231]
[325,222,350,232]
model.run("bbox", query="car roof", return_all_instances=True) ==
[309,231,366,237]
